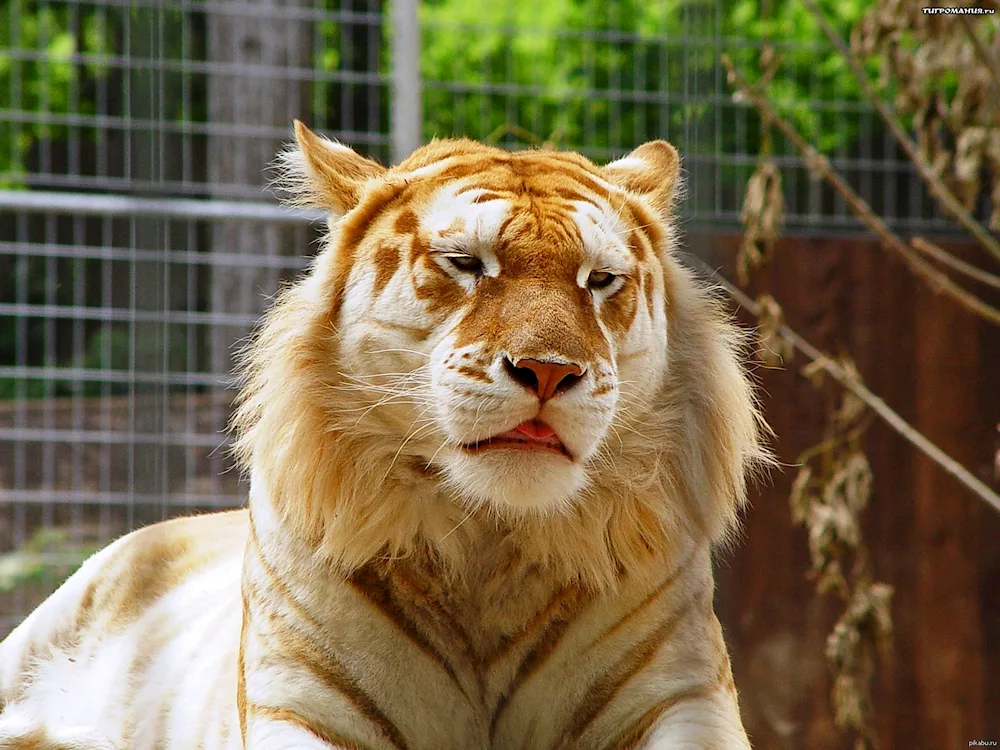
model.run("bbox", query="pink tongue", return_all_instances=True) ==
[514,419,556,440]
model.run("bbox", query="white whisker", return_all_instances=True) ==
[378,420,440,486]
[440,504,477,542]
[366,346,432,359]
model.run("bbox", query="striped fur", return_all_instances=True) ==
[0,122,770,749]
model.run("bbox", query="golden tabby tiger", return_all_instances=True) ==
[0,122,769,749]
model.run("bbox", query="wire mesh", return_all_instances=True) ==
[0,0,386,634]
[0,0,981,635]
[417,1,959,233]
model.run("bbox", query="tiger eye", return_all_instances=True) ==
[588,270,616,290]
[448,255,483,276]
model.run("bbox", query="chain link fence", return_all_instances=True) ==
[0,0,958,633]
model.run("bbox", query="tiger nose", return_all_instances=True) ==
[503,357,584,401]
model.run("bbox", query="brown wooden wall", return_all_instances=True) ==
[691,233,1000,750]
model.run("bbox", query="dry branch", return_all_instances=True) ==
[684,252,1000,517]
[911,236,1000,291]
[959,15,1000,94]
[722,55,1000,326]
[801,0,1000,266]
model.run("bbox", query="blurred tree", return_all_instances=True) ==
[206,0,313,380]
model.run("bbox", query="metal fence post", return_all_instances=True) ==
[391,0,422,163]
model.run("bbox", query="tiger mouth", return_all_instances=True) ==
[461,419,572,460]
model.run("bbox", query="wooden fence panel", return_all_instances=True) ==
[698,233,1000,750]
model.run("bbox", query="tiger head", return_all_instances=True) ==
[234,122,768,582]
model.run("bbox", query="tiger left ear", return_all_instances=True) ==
[275,120,387,217]
[603,141,681,218]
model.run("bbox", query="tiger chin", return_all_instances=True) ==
[0,122,770,750]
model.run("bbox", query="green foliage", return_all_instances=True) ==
[727,0,880,152]
[0,1,113,186]
[419,0,872,156]
[420,0,698,152]
[0,526,97,593]
[0,324,192,400]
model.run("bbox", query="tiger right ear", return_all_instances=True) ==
[603,141,681,219]
[275,120,386,217]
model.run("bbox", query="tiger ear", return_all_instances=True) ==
[275,120,387,217]
[603,141,682,218]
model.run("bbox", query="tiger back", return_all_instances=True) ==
[0,122,768,750]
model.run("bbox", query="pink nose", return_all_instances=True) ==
[504,358,584,401]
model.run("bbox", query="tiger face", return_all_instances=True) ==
[235,123,764,576]
[282,124,679,515]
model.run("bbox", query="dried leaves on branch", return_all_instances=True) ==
[726,1,1000,325]
[723,54,1000,326]
[827,582,894,747]
[794,359,894,750]
[755,294,794,366]
[738,161,784,285]
[726,3,1000,747]
[804,0,1000,264]
[852,0,1000,231]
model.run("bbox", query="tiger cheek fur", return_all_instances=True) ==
[0,122,769,750]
